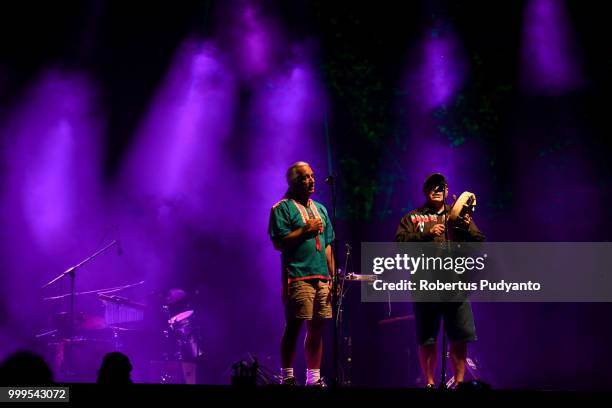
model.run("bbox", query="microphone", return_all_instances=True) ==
[325,174,336,185]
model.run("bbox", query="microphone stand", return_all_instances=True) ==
[336,243,352,385]
[325,174,340,387]
[41,240,119,377]
[439,187,450,390]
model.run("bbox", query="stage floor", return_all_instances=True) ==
[58,383,609,404]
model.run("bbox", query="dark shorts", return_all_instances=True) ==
[413,301,477,346]
[284,279,332,320]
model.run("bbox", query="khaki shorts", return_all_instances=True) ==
[285,279,332,320]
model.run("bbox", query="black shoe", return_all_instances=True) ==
[281,376,297,386]
[307,378,327,388]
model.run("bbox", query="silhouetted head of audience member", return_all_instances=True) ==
[0,351,53,386]
[97,352,133,385]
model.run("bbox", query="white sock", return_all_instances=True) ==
[281,367,294,379]
[306,368,320,385]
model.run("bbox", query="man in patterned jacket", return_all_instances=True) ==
[395,173,485,389]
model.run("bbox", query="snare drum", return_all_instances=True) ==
[168,310,195,337]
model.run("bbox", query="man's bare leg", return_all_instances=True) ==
[449,341,467,383]
[280,319,303,381]
[304,319,324,368]
[304,318,325,385]
[418,343,437,386]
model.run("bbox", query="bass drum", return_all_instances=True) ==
[168,310,202,360]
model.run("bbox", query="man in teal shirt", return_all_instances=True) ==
[268,162,335,387]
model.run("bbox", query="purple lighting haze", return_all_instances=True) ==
[238,6,272,78]
[219,1,286,83]
[115,39,238,291]
[121,40,236,205]
[0,70,105,350]
[521,0,584,95]
[393,23,483,216]
[409,29,467,112]
[2,73,103,250]
[23,119,73,245]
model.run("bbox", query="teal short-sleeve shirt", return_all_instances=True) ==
[268,198,335,282]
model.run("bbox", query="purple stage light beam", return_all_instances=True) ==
[521,0,584,95]
[414,28,467,112]
[120,40,237,208]
[115,39,238,292]
[237,5,273,80]
[216,0,289,85]
[2,73,104,250]
[396,23,476,208]
[0,70,104,356]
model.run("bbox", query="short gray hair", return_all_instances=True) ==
[286,161,310,185]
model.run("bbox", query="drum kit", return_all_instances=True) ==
[39,281,203,382]
[159,289,203,362]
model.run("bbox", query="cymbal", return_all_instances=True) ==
[163,288,186,305]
